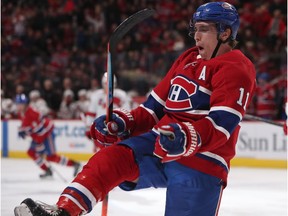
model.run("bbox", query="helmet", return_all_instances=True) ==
[101,72,117,88]
[191,2,240,40]
[15,94,29,104]
[63,89,74,98]
[78,89,87,97]
[29,90,40,99]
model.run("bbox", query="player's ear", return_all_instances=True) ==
[220,28,232,42]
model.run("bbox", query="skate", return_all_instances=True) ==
[14,198,70,216]
[39,168,53,179]
[73,162,81,177]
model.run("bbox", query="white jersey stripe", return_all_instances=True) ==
[69,182,97,207]
[184,109,209,115]
[215,185,224,216]
[60,194,87,213]
[199,86,212,95]
[150,90,165,106]
[199,151,229,172]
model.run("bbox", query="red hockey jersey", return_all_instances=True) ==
[19,106,54,144]
[130,47,256,183]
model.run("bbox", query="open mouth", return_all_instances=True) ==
[198,46,204,51]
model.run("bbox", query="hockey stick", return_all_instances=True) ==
[49,164,68,183]
[244,114,284,127]
[103,8,156,216]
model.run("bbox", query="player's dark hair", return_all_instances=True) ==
[228,39,238,48]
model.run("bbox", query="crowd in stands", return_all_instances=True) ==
[1,0,287,120]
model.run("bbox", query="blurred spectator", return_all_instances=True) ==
[254,73,277,119]
[62,77,73,93]
[84,4,106,34]
[57,89,77,119]
[1,0,287,120]
[265,9,286,43]
[1,90,17,119]
[42,79,62,118]
[74,89,90,119]
[29,90,50,117]
[272,74,287,120]
[15,84,25,95]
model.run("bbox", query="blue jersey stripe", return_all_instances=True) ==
[208,110,240,134]
[142,95,165,120]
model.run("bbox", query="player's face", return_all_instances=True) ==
[193,22,218,60]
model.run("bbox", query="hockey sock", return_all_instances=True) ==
[46,154,76,166]
[57,145,139,215]
[27,149,50,171]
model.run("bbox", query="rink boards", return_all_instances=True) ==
[1,119,287,168]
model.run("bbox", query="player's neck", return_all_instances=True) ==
[214,44,233,58]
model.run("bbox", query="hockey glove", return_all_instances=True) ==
[90,109,134,146]
[90,116,118,146]
[154,122,201,163]
[105,109,135,137]
[18,130,26,139]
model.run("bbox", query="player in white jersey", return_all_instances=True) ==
[84,72,131,151]
[29,90,51,116]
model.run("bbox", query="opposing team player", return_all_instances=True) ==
[84,72,131,151]
[14,94,81,179]
[14,2,256,216]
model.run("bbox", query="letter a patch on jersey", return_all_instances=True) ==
[198,66,206,81]
[165,75,198,111]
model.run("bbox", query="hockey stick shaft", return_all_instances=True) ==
[103,9,156,216]
[50,164,68,183]
[106,8,155,121]
[244,114,284,127]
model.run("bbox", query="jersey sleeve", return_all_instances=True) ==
[193,62,256,152]
[19,108,41,135]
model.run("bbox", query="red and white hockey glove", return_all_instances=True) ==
[90,109,135,146]
[154,122,201,163]
[105,109,135,137]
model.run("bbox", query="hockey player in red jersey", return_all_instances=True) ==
[14,2,256,216]
[15,94,81,179]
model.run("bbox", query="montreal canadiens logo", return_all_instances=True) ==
[165,75,198,111]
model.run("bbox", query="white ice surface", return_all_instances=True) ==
[1,158,287,216]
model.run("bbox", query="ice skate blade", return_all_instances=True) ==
[14,204,32,216]
[39,176,54,180]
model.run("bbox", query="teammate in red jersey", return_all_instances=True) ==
[14,2,256,216]
[15,94,81,179]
